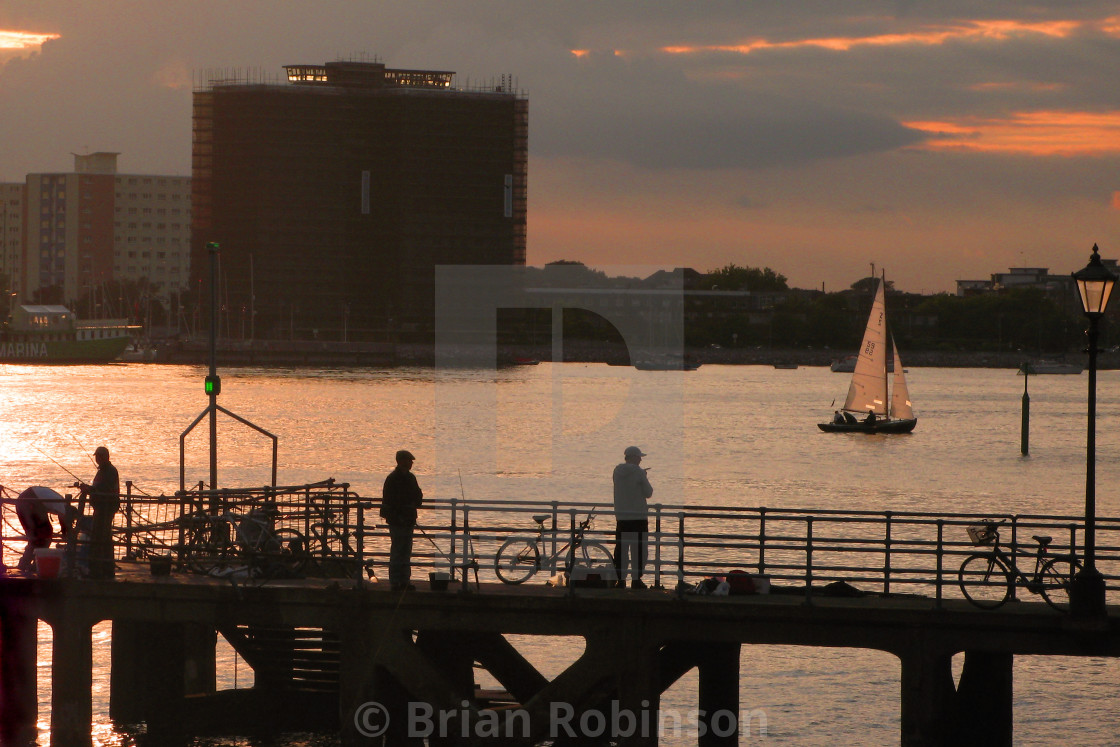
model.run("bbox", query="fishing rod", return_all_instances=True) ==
[34,446,84,484]
[70,435,97,467]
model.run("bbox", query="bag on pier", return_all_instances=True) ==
[727,570,755,595]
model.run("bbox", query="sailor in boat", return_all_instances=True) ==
[864,410,877,425]
[833,410,844,424]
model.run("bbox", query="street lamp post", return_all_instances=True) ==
[1070,243,1116,617]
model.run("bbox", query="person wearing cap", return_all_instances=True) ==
[381,449,423,591]
[612,445,654,589]
[75,446,120,579]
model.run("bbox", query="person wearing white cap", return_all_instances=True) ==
[612,445,653,589]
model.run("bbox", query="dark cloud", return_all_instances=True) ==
[1,1,1118,292]
[540,92,926,169]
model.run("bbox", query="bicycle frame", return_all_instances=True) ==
[494,510,614,584]
[977,540,1049,595]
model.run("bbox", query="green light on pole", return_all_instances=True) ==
[205,374,221,396]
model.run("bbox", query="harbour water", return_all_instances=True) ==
[3,361,1119,745]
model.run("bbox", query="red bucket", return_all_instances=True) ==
[34,548,63,579]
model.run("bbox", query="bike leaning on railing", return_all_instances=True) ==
[179,507,307,579]
[957,519,1082,612]
[494,509,614,584]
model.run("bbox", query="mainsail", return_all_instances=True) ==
[842,279,888,415]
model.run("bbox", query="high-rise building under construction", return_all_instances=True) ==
[190,59,527,341]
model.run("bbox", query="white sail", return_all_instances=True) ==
[890,334,914,420]
[842,279,888,415]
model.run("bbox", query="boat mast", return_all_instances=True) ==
[882,269,890,420]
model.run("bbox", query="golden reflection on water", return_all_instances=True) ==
[6,362,1120,745]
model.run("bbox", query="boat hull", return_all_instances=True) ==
[818,418,917,434]
[0,335,131,363]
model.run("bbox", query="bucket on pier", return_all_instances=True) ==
[34,548,63,579]
[429,571,450,591]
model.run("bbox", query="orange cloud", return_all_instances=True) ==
[570,49,590,58]
[662,18,1093,56]
[904,111,1120,156]
[0,30,60,49]
[1112,191,1120,210]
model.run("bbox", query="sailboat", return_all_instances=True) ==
[818,277,917,433]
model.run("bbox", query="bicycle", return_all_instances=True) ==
[493,509,614,584]
[957,519,1082,612]
[180,507,307,579]
[298,503,378,579]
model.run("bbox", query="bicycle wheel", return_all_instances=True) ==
[571,540,614,572]
[188,544,234,577]
[186,522,235,575]
[494,538,540,584]
[265,528,309,578]
[1038,554,1082,612]
[958,553,1012,609]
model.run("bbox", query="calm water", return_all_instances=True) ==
[4,362,1119,745]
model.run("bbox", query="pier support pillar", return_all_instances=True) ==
[416,629,475,700]
[613,634,662,747]
[955,651,1012,746]
[898,644,955,747]
[110,620,216,725]
[696,642,741,746]
[0,599,38,746]
[338,616,423,747]
[50,615,93,747]
[467,630,548,704]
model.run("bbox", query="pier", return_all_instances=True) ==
[2,483,1119,746]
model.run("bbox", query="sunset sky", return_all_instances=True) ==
[1,2,1118,293]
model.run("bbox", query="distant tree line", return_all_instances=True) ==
[500,261,1103,355]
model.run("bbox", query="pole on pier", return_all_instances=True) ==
[1020,362,1030,455]
[206,241,221,493]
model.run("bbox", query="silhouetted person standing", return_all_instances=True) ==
[77,446,120,579]
[381,450,423,591]
[613,445,654,589]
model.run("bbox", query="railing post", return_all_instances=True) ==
[677,512,686,596]
[653,504,662,590]
[884,511,893,596]
[449,497,459,580]
[551,501,560,563]
[935,520,944,609]
[355,500,365,589]
[805,517,814,605]
[1009,516,1019,601]
[124,481,134,558]
[566,510,577,598]
[460,505,471,584]
[758,507,767,575]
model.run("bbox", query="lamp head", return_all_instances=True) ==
[1073,244,1117,318]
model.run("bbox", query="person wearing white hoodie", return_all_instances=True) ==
[612,445,654,589]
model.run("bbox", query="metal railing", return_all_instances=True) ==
[3,487,1118,605]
